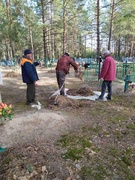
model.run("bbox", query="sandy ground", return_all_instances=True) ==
[0,65,125,148]
[0,65,86,148]
[1,65,135,180]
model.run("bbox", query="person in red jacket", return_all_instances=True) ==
[96,50,116,101]
[56,52,78,96]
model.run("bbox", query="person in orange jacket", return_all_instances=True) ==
[21,49,40,105]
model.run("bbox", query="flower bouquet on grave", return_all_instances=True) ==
[0,103,13,124]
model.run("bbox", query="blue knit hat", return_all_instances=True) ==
[24,49,32,55]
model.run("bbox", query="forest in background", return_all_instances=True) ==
[0,0,135,63]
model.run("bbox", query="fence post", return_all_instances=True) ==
[124,74,131,92]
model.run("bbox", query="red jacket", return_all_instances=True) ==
[56,55,78,74]
[100,55,116,81]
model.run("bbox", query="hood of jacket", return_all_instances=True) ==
[21,56,33,66]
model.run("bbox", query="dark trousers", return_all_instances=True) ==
[56,71,66,95]
[99,80,112,99]
[26,83,35,103]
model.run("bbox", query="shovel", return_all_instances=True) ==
[49,82,65,105]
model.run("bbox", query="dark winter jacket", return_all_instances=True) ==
[56,55,78,74]
[21,56,39,83]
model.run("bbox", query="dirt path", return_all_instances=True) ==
[0,66,89,148]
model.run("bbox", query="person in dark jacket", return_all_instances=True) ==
[21,49,40,105]
[56,52,78,96]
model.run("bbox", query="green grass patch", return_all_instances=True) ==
[82,125,102,134]
[58,134,92,148]
[119,160,134,179]
[120,148,133,167]
[80,164,108,180]
[109,114,127,123]
[126,124,135,130]
[57,134,79,147]
[121,156,132,166]
[114,131,123,140]
[2,157,12,165]
[57,134,93,160]
[108,147,120,158]
[78,146,135,179]
[106,147,135,179]
[62,147,84,160]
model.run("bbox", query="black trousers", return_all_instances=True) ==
[56,71,66,95]
[99,80,112,99]
[26,83,35,103]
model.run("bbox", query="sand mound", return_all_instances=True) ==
[49,95,79,108]
[67,87,94,96]
[49,87,94,108]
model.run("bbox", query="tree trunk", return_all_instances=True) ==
[41,0,47,65]
[108,0,115,50]
[85,35,87,57]
[62,0,66,53]
[73,23,77,57]
[29,26,34,60]
[10,40,14,59]
[50,4,54,60]
[117,35,121,60]
[97,0,100,59]
[97,0,101,80]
